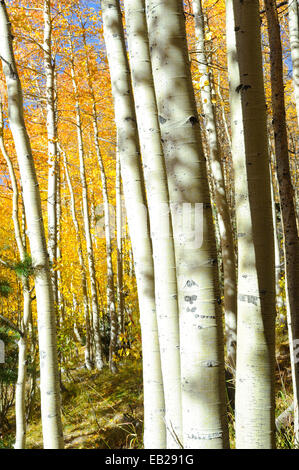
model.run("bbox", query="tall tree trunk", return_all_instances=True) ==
[269,146,285,312]
[146,0,229,449]
[124,0,182,448]
[55,160,64,325]
[115,152,124,335]
[43,0,58,309]
[192,0,237,372]
[60,145,93,370]
[14,287,31,449]
[288,0,299,126]
[80,28,118,373]
[264,0,299,443]
[0,100,31,449]
[54,72,64,327]
[0,1,64,449]
[101,0,166,448]
[226,0,276,448]
[69,40,104,370]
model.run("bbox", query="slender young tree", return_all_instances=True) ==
[124,0,182,447]
[268,137,285,312]
[192,0,237,371]
[60,144,92,370]
[146,0,229,449]
[54,72,64,328]
[270,160,284,311]
[0,100,31,449]
[115,152,124,334]
[43,0,58,305]
[69,36,104,370]
[0,0,64,449]
[264,0,299,443]
[79,22,118,373]
[226,0,276,448]
[101,0,166,448]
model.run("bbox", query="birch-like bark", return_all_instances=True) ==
[146,0,228,449]
[14,287,31,449]
[21,197,27,249]
[60,145,92,370]
[288,0,299,126]
[101,0,166,448]
[54,72,64,327]
[269,143,284,311]
[217,77,232,151]
[192,0,237,372]
[81,28,118,373]
[0,1,63,449]
[0,100,31,449]
[43,0,58,306]
[124,0,182,448]
[264,0,299,443]
[116,152,124,335]
[271,167,284,309]
[56,160,64,325]
[226,0,276,448]
[69,39,104,370]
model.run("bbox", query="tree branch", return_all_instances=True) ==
[260,1,288,14]
[0,314,24,337]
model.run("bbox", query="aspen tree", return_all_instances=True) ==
[60,144,92,370]
[146,0,228,449]
[0,0,63,449]
[226,0,276,448]
[43,0,58,305]
[69,37,104,370]
[56,160,64,325]
[101,0,166,448]
[54,72,64,327]
[271,165,284,310]
[288,0,299,125]
[268,141,284,311]
[80,24,118,373]
[116,152,124,334]
[264,0,299,443]
[192,0,237,371]
[0,100,31,448]
[124,0,182,447]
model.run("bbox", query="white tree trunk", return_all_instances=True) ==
[146,0,229,449]
[43,0,58,305]
[269,152,284,311]
[0,1,63,449]
[60,145,93,370]
[124,0,182,448]
[226,0,276,448]
[14,287,31,449]
[54,72,64,328]
[101,0,166,448]
[192,0,237,372]
[69,39,104,370]
[115,152,124,334]
[0,100,31,449]
[81,29,118,373]
[55,161,64,325]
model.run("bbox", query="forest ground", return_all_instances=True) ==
[4,357,144,449]
[2,331,296,449]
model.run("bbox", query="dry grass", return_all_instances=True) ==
[25,358,144,449]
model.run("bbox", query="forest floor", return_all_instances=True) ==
[2,329,296,449]
[25,359,144,449]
